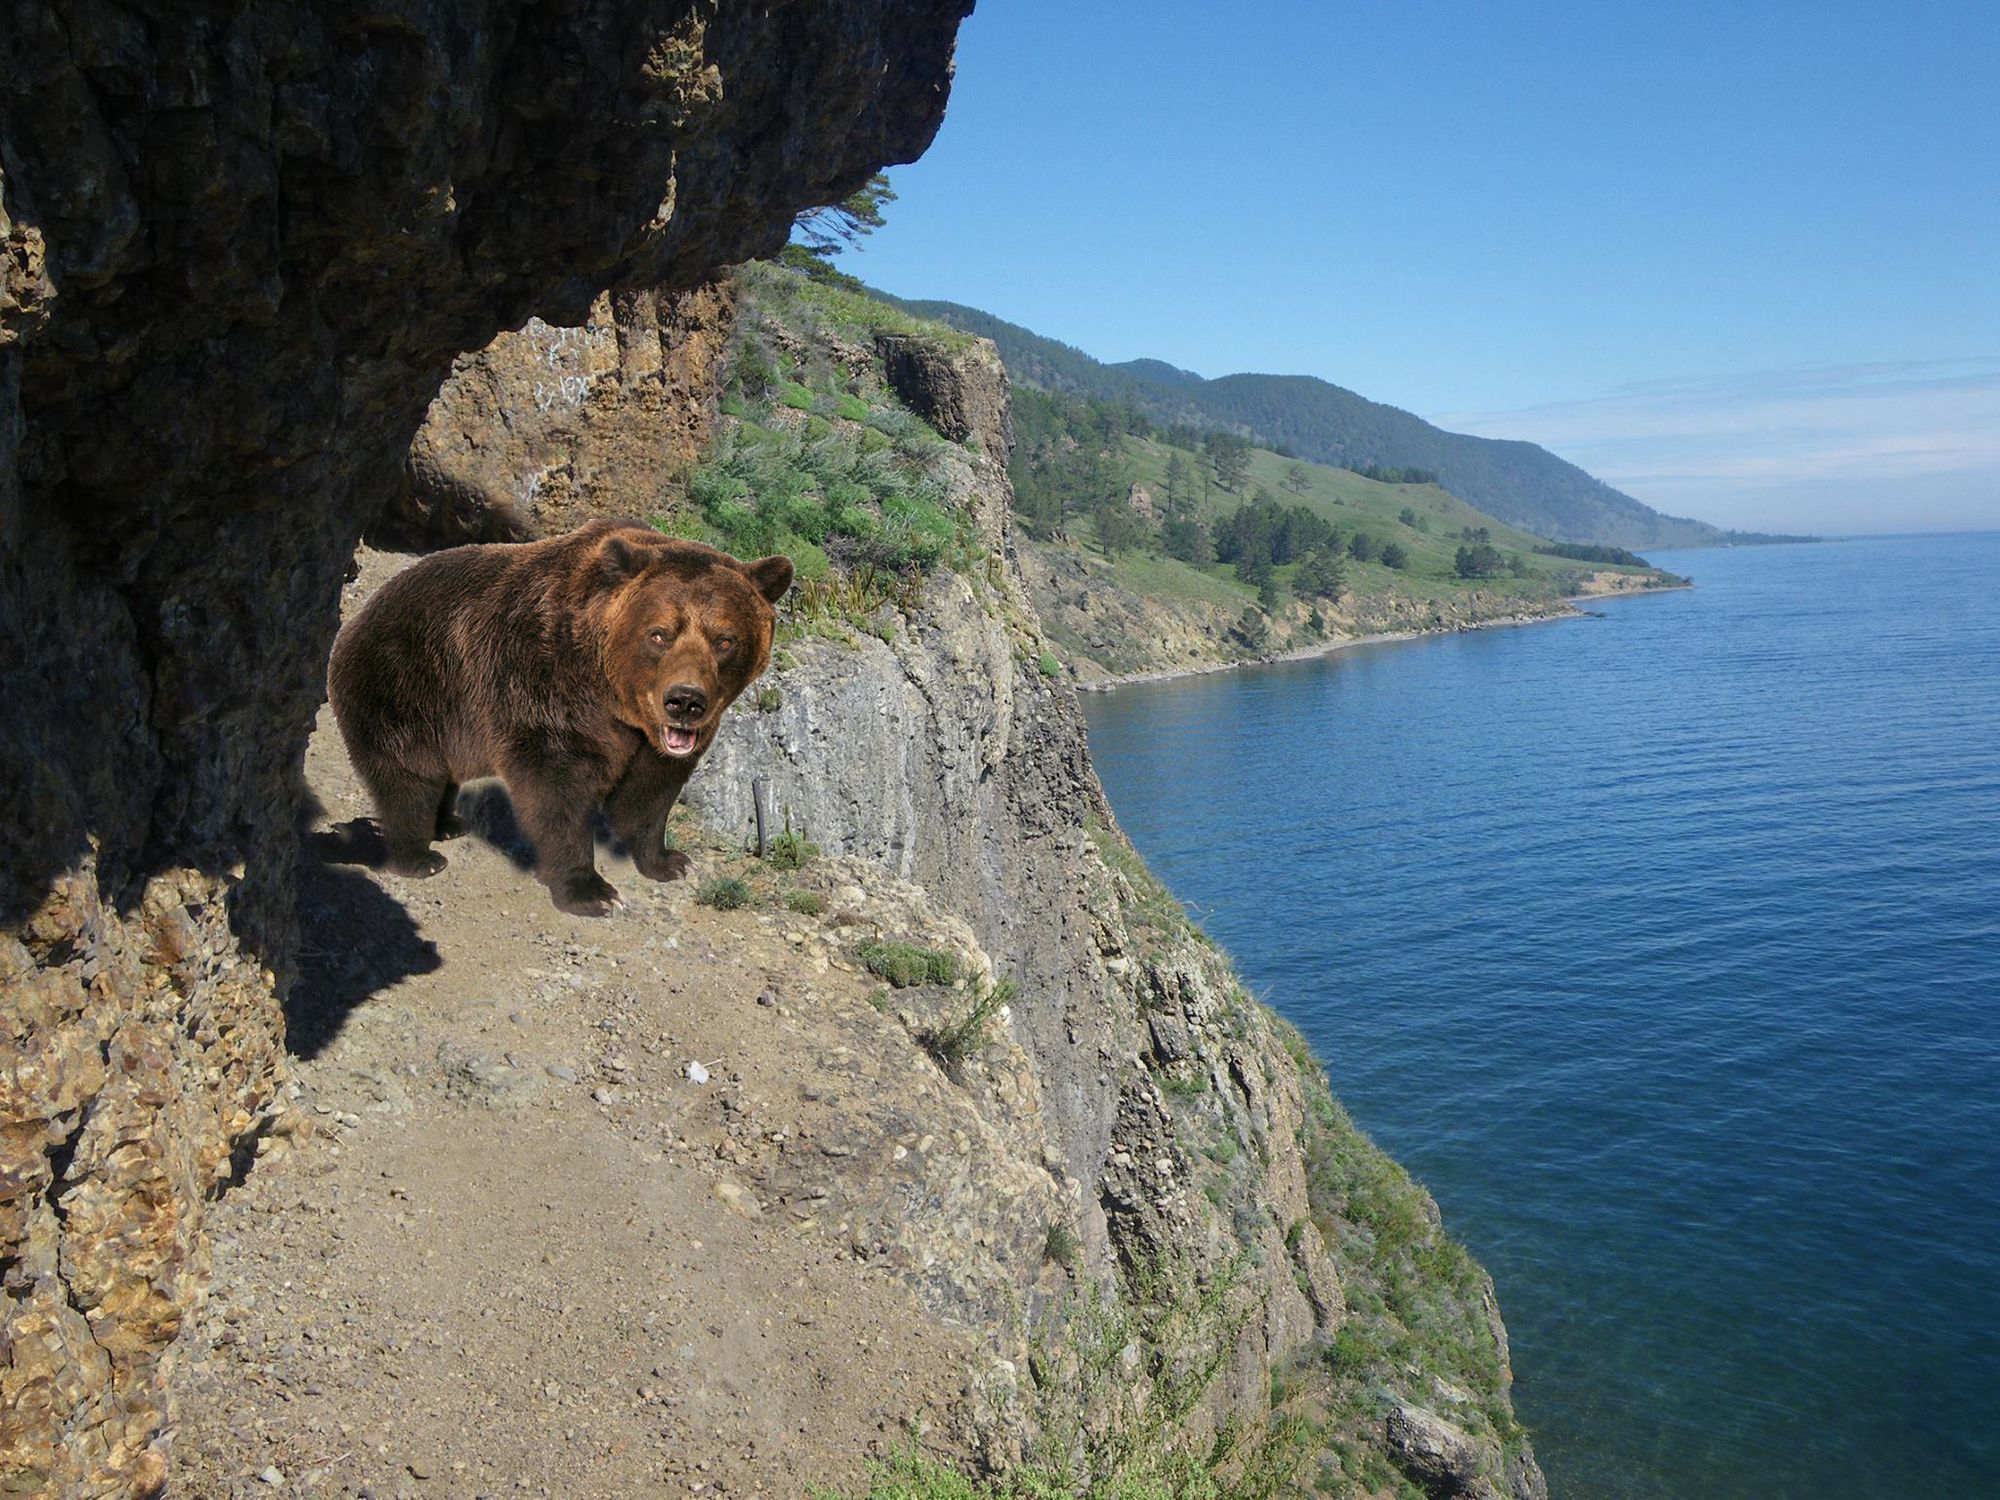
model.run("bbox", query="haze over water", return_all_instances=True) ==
[1081,533,2000,1498]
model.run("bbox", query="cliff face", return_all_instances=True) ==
[294,254,1546,1490]
[0,6,970,1494]
[672,303,1546,1495]
[388,279,738,545]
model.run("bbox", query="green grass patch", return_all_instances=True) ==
[858,940,959,988]
[784,889,826,917]
[695,876,751,911]
[764,825,818,870]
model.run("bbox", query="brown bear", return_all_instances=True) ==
[328,518,791,917]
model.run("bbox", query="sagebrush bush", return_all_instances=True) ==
[695,876,751,911]
[858,940,958,988]
[765,826,818,870]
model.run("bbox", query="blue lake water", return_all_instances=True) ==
[1080,534,2000,1499]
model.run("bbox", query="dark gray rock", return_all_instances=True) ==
[0,3,971,1491]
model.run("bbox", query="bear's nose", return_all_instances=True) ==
[662,684,709,723]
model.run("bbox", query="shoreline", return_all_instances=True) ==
[1074,581,1692,694]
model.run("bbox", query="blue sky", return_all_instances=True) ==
[849,1,1999,534]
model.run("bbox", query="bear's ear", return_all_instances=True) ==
[742,554,794,605]
[599,534,652,582]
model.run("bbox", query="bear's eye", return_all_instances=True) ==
[713,634,737,655]
[647,627,671,649]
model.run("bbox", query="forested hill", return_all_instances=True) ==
[882,294,1727,550]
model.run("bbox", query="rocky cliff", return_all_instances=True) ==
[387,279,737,546]
[684,312,1547,1498]
[403,261,1545,1492]
[0,5,970,1494]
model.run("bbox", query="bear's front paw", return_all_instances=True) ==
[388,849,447,878]
[434,810,470,841]
[633,845,692,883]
[552,871,623,917]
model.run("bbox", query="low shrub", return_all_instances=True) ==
[1044,1220,1082,1269]
[765,825,818,870]
[858,940,958,988]
[695,876,751,910]
[920,979,1015,1074]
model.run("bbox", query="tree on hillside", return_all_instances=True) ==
[1094,491,1148,557]
[1231,607,1269,650]
[781,173,896,290]
[1163,451,1190,516]
[1379,541,1410,570]
[1206,432,1251,492]
[1283,462,1313,496]
[1455,543,1505,579]
[1292,548,1347,601]
[1276,504,1332,563]
[1161,515,1213,566]
[793,172,896,257]
[1347,531,1377,563]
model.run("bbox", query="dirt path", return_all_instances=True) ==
[171,554,1030,1499]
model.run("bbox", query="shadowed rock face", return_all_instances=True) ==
[0,3,969,1492]
[387,280,739,546]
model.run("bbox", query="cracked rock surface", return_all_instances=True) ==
[0,4,970,1492]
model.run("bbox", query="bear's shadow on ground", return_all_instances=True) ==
[288,831,444,1059]
[292,784,639,1056]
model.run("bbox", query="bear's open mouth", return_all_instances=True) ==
[659,724,700,757]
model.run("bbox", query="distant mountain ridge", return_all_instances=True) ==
[882,293,1728,550]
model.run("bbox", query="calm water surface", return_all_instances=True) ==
[1081,534,2000,1499]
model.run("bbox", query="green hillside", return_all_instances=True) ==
[1010,382,1676,598]
[884,294,1728,551]
[1003,378,1688,681]
[662,260,1686,685]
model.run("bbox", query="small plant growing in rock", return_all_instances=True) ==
[764,816,818,870]
[754,684,784,713]
[784,889,825,916]
[858,940,958,988]
[1038,650,1060,678]
[1043,1220,1081,1270]
[920,978,1015,1076]
[1162,1070,1208,1100]
[695,876,751,910]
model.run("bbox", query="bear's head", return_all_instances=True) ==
[596,530,793,761]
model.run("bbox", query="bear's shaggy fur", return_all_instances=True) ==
[328,519,791,916]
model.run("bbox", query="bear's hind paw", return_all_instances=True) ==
[388,849,448,879]
[553,872,622,918]
[633,846,692,883]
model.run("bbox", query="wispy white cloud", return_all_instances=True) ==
[1435,360,2000,534]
